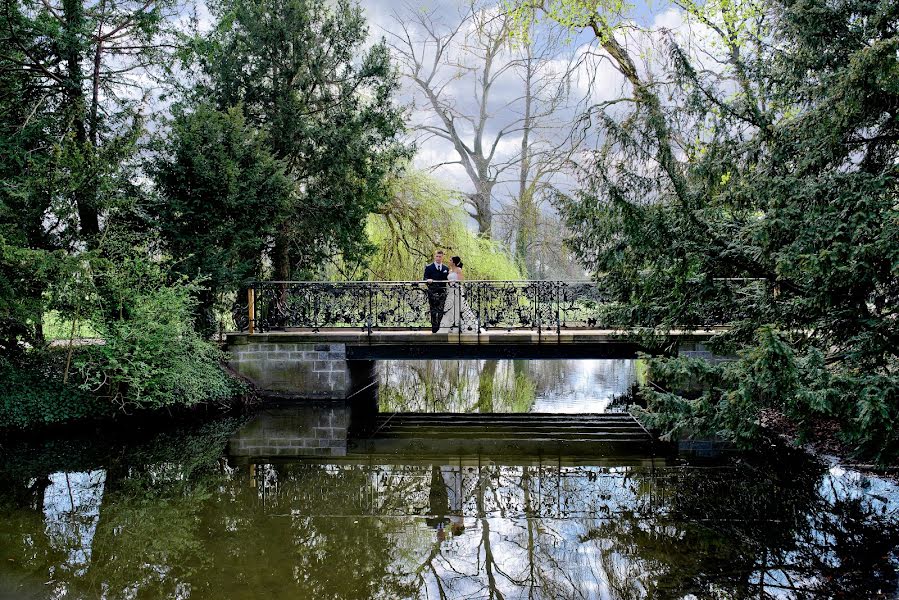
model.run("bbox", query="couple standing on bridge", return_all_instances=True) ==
[424,250,480,334]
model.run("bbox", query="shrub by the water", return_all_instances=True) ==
[0,353,113,429]
[75,251,240,411]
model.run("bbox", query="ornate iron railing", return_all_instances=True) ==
[232,278,764,334]
[233,280,615,334]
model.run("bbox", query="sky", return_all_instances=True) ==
[180,0,707,236]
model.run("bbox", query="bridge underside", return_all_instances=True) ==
[224,330,722,397]
[227,329,719,358]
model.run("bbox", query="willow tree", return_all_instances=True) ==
[512,0,899,458]
[353,171,520,282]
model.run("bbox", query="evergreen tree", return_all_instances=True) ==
[151,104,292,335]
[198,0,409,279]
[516,0,899,458]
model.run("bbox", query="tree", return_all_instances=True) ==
[150,104,292,335]
[512,0,899,458]
[199,0,408,280]
[387,1,583,275]
[356,170,520,282]
[0,0,238,416]
[0,0,178,243]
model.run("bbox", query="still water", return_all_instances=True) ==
[376,359,638,413]
[1,360,898,599]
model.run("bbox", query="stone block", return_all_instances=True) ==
[314,344,330,352]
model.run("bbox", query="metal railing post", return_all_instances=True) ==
[456,282,461,344]
[477,282,482,341]
[247,286,255,334]
[366,283,373,336]
[556,282,561,336]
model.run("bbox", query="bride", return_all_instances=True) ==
[438,256,480,333]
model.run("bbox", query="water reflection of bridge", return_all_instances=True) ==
[227,404,663,460]
[238,457,668,521]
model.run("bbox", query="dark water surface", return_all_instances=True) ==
[1,360,898,599]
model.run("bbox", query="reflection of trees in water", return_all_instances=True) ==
[580,450,899,599]
[1,427,898,599]
[378,359,638,414]
[378,359,536,413]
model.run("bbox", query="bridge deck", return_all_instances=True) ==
[227,329,722,344]
[350,412,661,456]
[226,329,721,359]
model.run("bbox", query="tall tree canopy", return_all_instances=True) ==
[514,0,899,458]
[150,104,292,334]
[196,0,409,280]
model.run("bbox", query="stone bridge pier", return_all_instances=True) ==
[228,402,354,458]
[228,338,375,399]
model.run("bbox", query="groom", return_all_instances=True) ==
[423,250,450,333]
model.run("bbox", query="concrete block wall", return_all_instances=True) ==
[229,341,351,397]
[229,404,351,457]
[677,341,734,364]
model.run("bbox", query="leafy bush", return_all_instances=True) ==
[0,353,113,429]
[75,246,241,411]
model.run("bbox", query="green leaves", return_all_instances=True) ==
[554,0,899,460]
[150,103,290,335]
[198,0,409,278]
[74,243,239,411]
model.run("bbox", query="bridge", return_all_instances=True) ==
[226,280,733,397]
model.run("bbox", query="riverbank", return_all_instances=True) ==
[760,408,899,479]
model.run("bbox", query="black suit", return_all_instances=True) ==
[424,262,450,333]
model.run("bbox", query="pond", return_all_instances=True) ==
[1,359,897,599]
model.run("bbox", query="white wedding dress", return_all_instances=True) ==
[438,272,479,332]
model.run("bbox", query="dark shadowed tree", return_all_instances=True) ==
[150,104,292,335]
[512,0,899,458]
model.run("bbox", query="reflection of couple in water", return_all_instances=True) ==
[423,249,479,334]
[426,465,465,542]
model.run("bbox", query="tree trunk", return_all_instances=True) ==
[471,187,493,238]
[62,0,100,241]
[273,226,291,281]
[516,52,535,275]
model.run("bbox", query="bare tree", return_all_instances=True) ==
[387,0,583,268]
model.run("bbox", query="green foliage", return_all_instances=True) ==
[0,0,411,425]
[550,0,899,459]
[357,171,521,281]
[41,311,98,341]
[0,352,112,429]
[197,0,409,278]
[75,245,239,410]
[150,103,291,334]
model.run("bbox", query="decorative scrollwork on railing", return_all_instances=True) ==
[238,280,613,333]
[233,279,752,333]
